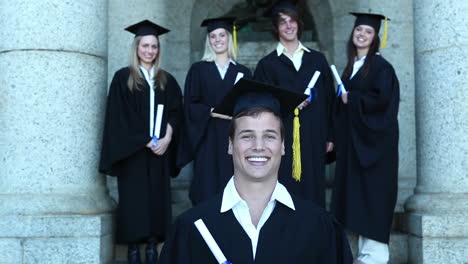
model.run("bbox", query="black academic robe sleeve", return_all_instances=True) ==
[99,68,151,176]
[346,57,400,167]
[157,214,192,264]
[317,214,354,263]
[183,64,212,155]
[162,72,184,178]
[165,73,183,131]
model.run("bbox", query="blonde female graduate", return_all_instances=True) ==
[181,17,252,205]
[99,20,183,264]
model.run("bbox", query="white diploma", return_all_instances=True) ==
[304,71,321,95]
[234,72,244,84]
[154,104,164,139]
[149,87,155,137]
[194,219,229,264]
[330,65,348,94]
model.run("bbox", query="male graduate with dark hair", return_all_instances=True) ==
[158,79,352,264]
[254,0,335,208]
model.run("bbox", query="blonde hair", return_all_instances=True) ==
[127,36,167,92]
[201,29,237,61]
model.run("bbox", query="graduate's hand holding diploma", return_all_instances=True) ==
[340,92,348,104]
[299,71,321,110]
[146,124,173,155]
[297,100,310,109]
[194,219,233,264]
[326,142,334,152]
[330,65,348,104]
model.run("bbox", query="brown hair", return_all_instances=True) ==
[228,107,285,141]
[342,29,381,81]
[271,9,304,41]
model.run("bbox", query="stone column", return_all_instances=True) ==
[0,1,114,263]
[405,0,468,263]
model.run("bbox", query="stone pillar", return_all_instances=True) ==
[0,1,114,263]
[405,0,468,263]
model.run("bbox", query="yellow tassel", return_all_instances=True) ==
[292,108,302,181]
[380,17,388,49]
[233,24,238,57]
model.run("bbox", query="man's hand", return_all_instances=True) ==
[326,142,334,152]
[298,99,310,110]
[341,93,348,104]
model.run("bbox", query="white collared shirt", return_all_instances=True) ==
[215,59,236,80]
[220,177,295,259]
[139,65,155,88]
[276,42,310,71]
[351,56,366,79]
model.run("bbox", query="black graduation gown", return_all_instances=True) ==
[330,55,400,243]
[158,193,353,264]
[254,49,335,207]
[181,61,252,205]
[99,67,183,243]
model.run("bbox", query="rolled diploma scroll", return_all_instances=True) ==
[330,65,348,94]
[304,71,321,95]
[154,104,164,138]
[234,72,244,84]
[194,219,232,264]
[152,104,164,147]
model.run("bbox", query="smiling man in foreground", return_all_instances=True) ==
[158,79,352,264]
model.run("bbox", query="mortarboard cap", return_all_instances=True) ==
[125,20,170,37]
[213,79,307,117]
[350,12,389,33]
[264,0,299,17]
[201,17,236,33]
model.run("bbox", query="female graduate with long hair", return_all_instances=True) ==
[330,13,400,264]
[99,20,183,264]
[182,17,252,205]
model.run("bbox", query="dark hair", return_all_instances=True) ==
[342,28,381,81]
[228,107,285,140]
[271,9,304,41]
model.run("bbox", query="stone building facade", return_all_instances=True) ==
[0,0,466,263]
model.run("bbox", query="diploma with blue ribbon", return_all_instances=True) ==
[330,65,347,97]
[151,104,164,147]
[194,219,233,264]
[149,82,164,147]
[304,71,321,102]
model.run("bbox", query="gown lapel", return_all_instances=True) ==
[254,203,297,263]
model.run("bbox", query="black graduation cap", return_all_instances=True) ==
[264,0,299,17]
[125,20,170,37]
[350,12,389,33]
[200,17,236,33]
[213,79,307,117]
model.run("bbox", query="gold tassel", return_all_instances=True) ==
[380,17,388,49]
[233,24,238,57]
[292,108,302,181]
